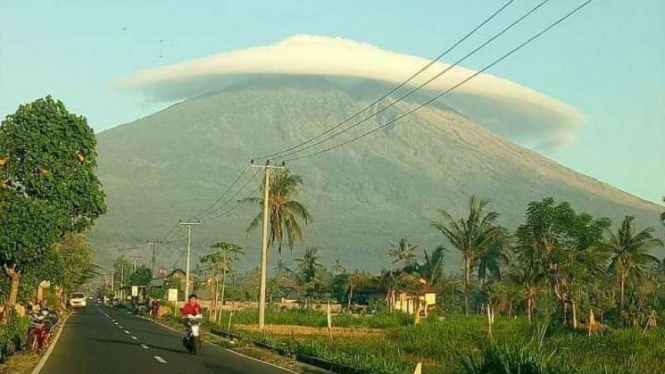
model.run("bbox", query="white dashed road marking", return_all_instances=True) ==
[154,356,167,364]
[131,336,138,340]
[124,330,130,334]
[141,344,149,349]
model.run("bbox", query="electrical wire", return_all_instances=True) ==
[204,169,262,221]
[253,0,515,161]
[275,0,552,162]
[198,167,259,220]
[193,164,250,219]
[283,0,596,163]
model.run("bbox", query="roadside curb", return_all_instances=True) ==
[30,312,71,374]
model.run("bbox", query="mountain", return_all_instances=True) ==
[89,76,663,272]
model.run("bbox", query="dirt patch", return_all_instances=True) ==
[235,324,384,337]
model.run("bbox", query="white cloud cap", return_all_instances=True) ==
[116,35,584,148]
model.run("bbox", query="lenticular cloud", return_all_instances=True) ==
[116,34,583,148]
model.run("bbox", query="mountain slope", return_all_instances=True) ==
[90,77,662,271]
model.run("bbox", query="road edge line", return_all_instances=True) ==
[30,312,71,374]
[145,318,300,374]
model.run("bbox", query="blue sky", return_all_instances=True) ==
[1,0,663,204]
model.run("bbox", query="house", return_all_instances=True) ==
[393,289,437,315]
[163,269,186,299]
[354,286,384,306]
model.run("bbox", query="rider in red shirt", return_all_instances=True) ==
[181,294,202,316]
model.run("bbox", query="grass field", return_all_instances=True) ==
[200,309,665,374]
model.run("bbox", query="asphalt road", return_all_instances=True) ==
[39,303,295,374]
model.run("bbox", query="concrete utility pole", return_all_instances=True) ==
[251,160,285,330]
[129,255,143,272]
[180,221,200,300]
[147,240,159,276]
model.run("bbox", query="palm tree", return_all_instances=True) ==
[200,242,244,321]
[388,238,418,268]
[431,195,503,316]
[416,246,447,286]
[476,238,510,287]
[510,248,546,322]
[603,216,663,312]
[295,247,324,297]
[331,260,346,275]
[243,169,312,253]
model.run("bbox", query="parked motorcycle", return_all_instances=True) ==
[27,307,60,353]
[182,314,202,355]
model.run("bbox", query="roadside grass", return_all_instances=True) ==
[202,311,665,374]
[0,352,40,374]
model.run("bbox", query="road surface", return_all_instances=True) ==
[40,303,295,374]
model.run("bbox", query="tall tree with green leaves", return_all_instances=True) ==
[415,246,447,287]
[346,271,374,312]
[296,247,323,285]
[0,195,65,317]
[516,198,611,327]
[49,233,98,294]
[388,238,418,268]
[130,266,152,285]
[0,96,106,320]
[295,247,324,300]
[200,242,243,310]
[603,216,663,313]
[243,169,312,253]
[431,195,504,316]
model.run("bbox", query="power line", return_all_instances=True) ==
[193,164,250,219]
[198,167,259,220]
[204,168,261,221]
[254,0,515,161]
[274,0,552,162]
[283,0,596,163]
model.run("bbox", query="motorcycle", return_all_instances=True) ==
[27,309,55,353]
[182,314,202,355]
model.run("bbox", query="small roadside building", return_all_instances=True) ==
[393,289,437,315]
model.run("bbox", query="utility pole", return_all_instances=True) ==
[147,240,159,276]
[180,221,200,301]
[129,255,143,272]
[251,159,285,330]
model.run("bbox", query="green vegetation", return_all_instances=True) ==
[176,194,665,374]
[0,97,105,321]
[242,169,312,254]
[205,311,664,374]
[129,266,152,285]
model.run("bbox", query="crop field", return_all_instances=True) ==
[202,309,665,374]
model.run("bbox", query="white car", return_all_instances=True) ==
[69,292,87,309]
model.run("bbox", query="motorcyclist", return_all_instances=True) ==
[180,294,202,351]
[181,294,202,316]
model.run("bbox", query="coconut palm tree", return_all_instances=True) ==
[431,195,504,316]
[295,247,324,301]
[476,237,510,287]
[200,242,243,320]
[416,246,447,287]
[243,169,312,253]
[295,247,323,284]
[388,238,418,268]
[603,216,663,312]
